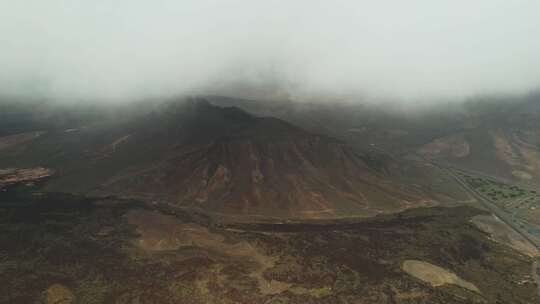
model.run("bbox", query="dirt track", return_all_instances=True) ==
[533,260,540,296]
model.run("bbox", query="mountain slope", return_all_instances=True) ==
[204,94,540,189]
[417,94,540,187]
[0,99,435,220]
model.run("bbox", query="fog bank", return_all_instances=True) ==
[1,1,540,102]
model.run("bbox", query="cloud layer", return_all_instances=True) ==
[1,0,540,102]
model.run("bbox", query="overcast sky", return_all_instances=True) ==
[1,0,540,102]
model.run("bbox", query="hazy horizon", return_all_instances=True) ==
[2,1,540,103]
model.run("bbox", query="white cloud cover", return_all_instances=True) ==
[1,0,540,102]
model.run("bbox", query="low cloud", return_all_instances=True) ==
[1,1,540,103]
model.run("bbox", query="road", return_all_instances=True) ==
[432,161,539,248]
[434,161,540,296]
[435,160,536,190]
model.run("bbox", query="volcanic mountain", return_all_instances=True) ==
[0,99,436,220]
[204,94,540,189]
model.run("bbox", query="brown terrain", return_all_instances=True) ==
[412,97,540,189]
[419,127,540,188]
[471,214,539,257]
[0,100,440,221]
[401,260,480,293]
[97,102,433,220]
[1,97,540,303]
[0,167,53,190]
[0,131,46,152]
[204,95,540,190]
[417,134,470,160]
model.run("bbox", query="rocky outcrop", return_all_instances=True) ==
[0,167,53,190]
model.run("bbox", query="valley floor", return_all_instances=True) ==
[1,186,539,304]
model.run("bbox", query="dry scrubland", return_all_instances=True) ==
[472,214,538,257]
[1,186,539,303]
